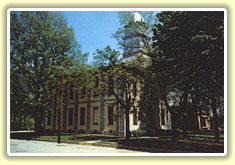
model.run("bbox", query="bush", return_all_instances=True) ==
[137,129,147,137]
[131,129,147,137]
[132,130,138,137]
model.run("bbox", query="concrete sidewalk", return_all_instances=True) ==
[10,139,147,154]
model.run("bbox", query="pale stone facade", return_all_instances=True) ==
[44,86,148,136]
[44,82,170,136]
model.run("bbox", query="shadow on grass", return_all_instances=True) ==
[10,132,36,140]
[69,134,224,153]
[11,130,224,153]
[113,138,224,153]
[69,134,122,141]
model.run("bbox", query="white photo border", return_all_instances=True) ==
[7,8,227,157]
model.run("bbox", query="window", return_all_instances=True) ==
[93,106,99,125]
[133,108,138,125]
[161,108,165,125]
[69,84,74,100]
[80,107,85,125]
[68,108,73,126]
[47,110,52,125]
[108,107,114,125]
[133,82,137,96]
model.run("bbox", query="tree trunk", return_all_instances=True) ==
[199,109,203,130]
[35,116,42,136]
[11,115,17,130]
[194,109,200,130]
[211,97,220,143]
[34,107,43,136]
[158,81,178,142]
[125,107,130,140]
[181,91,188,137]
[192,95,200,130]
[171,116,177,142]
[162,96,178,142]
[23,115,27,129]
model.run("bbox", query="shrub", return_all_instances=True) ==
[131,129,147,137]
[137,129,147,137]
[132,130,138,137]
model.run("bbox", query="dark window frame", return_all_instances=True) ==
[133,108,138,125]
[93,106,99,125]
[47,109,52,126]
[68,108,73,126]
[80,107,85,125]
[161,108,165,125]
[108,106,114,125]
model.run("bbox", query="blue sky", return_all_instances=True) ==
[61,11,121,64]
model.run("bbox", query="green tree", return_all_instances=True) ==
[137,68,159,134]
[93,45,143,140]
[93,45,121,67]
[10,11,85,135]
[113,12,160,137]
[102,62,141,140]
[152,11,224,142]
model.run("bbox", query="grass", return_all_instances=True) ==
[32,130,224,153]
[33,133,121,144]
[35,135,83,143]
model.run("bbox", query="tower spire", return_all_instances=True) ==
[122,12,144,62]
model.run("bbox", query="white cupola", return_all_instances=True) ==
[131,12,144,22]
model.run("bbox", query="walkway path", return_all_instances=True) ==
[10,139,146,154]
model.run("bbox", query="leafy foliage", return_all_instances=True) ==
[152,11,224,141]
[93,45,121,67]
[113,11,157,56]
[10,11,87,133]
[131,129,147,137]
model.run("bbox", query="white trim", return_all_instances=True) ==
[8,152,227,157]
[7,8,11,156]
[223,9,228,156]
[7,8,227,12]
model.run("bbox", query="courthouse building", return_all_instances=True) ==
[43,12,210,136]
[44,12,170,136]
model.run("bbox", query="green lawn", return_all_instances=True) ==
[34,133,121,144]
[33,130,224,153]
[35,135,83,143]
